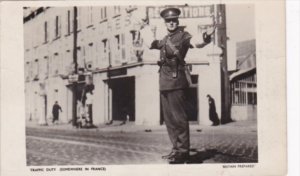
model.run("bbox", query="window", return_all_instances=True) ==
[86,43,94,69]
[64,50,73,74]
[113,6,121,16]
[55,16,58,37]
[77,46,86,69]
[102,39,107,54]
[102,39,109,65]
[231,74,257,105]
[114,17,121,30]
[115,35,120,50]
[34,59,39,80]
[113,35,121,64]
[94,42,100,68]
[55,16,61,38]
[247,92,257,105]
[44,56,49,77]
[67,10,71,35]
[44,21,48,43]
[25,62,30,81]
[29,62,33,80]
[53,53,59,75]
[100,7,107,20]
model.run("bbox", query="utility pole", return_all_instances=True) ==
[217,4,232,124]
[72,6,78,127]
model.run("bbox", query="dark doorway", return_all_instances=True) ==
[186,75,199,121]
[160,75,199,124]
[67,82,86,126]
[108,77,135,121]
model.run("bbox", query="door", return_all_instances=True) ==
[108,76,135,121]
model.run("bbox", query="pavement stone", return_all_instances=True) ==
[26,120,258,165]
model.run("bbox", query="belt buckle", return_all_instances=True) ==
[172,72,177,78]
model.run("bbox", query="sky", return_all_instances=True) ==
[226,4,255,42]
[226,4,255,70]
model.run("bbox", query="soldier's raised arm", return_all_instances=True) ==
[140,25,159,49]
[190,26,216,48]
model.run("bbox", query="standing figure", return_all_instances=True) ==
[52,101,62,124]
[85,91,94,127]
[76,100,86,128]
[141,7,213,163]
[207,94,220,126]
[120,106,130,126]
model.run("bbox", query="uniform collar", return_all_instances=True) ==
[167,26,185,37]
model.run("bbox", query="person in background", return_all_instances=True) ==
[76,100,86,128]
[207,94,220,126]
[52,101,62,124]
[85,91,94,127]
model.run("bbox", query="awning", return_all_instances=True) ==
[230,67,256,81]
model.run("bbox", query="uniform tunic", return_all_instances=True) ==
[150,27,192,153]
[151,27,192,91]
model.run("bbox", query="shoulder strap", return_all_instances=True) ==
[166,38,183,60]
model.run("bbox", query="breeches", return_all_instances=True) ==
[161,89,190,153]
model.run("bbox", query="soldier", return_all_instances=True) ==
[141,7,214,163]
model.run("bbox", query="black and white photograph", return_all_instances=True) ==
[0,0,288,176]
[24,4,257,165]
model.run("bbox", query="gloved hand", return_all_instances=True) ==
[202,32,211,44]
[157,60,163,66]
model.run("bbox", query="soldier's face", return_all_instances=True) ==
[165,18,179,32]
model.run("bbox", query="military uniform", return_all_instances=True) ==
[151,27,192,91]
[149,8,193,161]
[146,7,212,163]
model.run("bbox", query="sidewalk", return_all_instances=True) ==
[26,119,257,134]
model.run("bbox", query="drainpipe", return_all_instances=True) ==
[107,40,112,123]
[72,6,78,127]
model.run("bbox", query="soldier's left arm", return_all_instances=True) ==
[189,33,212,49]
[189,26,216,48]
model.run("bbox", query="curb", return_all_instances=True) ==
[26,120,257,134]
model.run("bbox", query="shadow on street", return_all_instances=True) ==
[187,149,218,164]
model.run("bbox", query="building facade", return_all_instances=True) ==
[230,39,257,121]
[24,5,227,126]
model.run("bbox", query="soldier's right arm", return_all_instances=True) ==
[140,25,161,50]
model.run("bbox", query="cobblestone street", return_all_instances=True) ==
[26,121,258,165]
